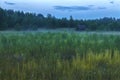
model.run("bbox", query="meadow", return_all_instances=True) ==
[0,31,120,80]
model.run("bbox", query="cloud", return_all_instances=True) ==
[4,1,16,5]
[110,1,114,4]
[54,5,107,11]
[54,6,91,11]
[97,7,107,10]
[88,5,95,7]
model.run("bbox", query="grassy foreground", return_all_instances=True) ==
[0,32,120,80]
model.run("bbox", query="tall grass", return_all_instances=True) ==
[0,32,120,80]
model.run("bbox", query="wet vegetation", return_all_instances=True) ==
[0,32,120,80]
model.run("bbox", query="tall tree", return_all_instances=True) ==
[69,16,75,28]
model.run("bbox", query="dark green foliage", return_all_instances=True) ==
[0,7,120,31]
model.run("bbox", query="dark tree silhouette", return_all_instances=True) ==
[0,7,120,31]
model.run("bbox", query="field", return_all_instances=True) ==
[0,31,120,80]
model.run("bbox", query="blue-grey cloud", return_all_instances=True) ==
[4,1,16,5]
[110,1,114,4]
[97,7,107,10]
[88,5,95,7]
[54,6,91,11]
[54,5,107,11]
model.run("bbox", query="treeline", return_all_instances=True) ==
[0,7,120,31]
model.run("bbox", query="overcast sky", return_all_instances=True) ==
[0,0,120,19]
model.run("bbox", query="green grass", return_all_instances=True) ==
[0,32,120,80]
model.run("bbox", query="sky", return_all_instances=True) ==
[0,0,120,19]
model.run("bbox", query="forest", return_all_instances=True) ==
[0,7,120,31]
